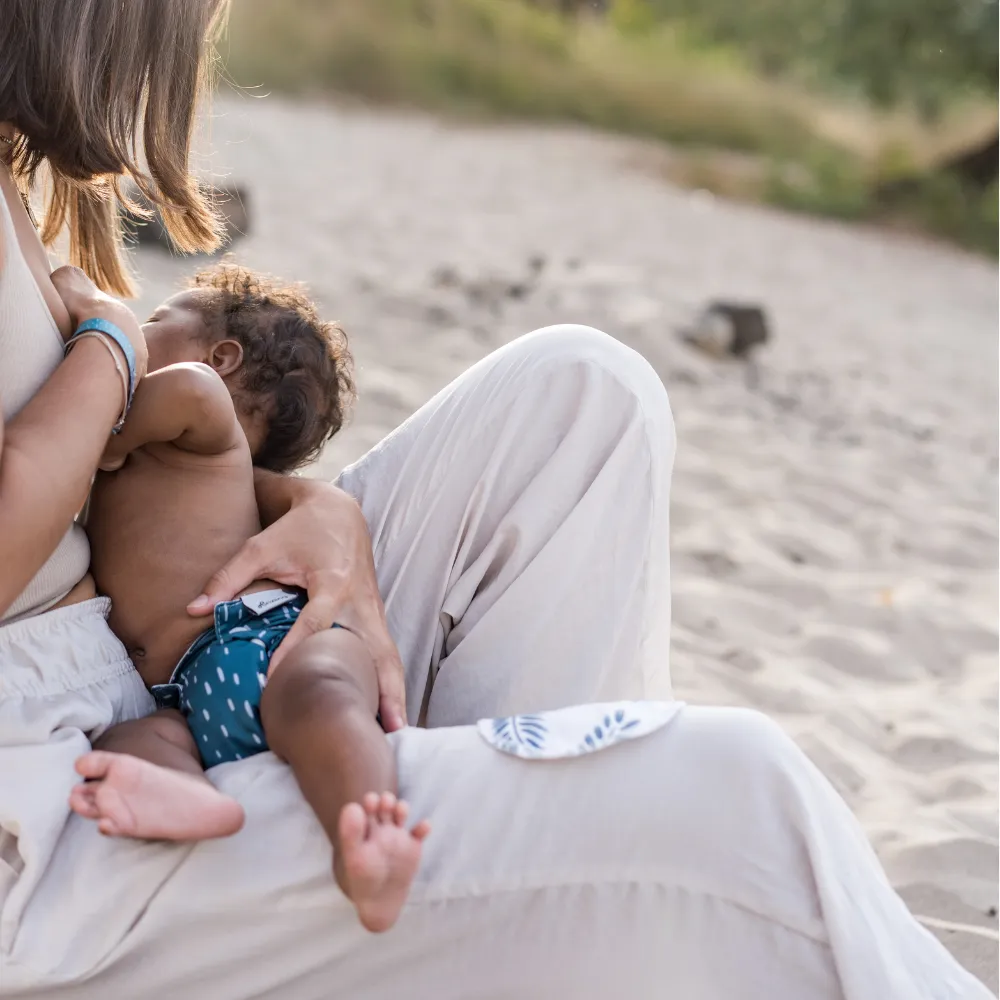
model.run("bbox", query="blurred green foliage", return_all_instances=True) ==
[226,0,855,157]
[225,0,998,254]
[640,0,998,114]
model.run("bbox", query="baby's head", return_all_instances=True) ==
[144,263,354,473]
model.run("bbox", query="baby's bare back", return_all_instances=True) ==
[87,442,261,685]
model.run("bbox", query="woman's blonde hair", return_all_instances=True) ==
[0,0,230,296]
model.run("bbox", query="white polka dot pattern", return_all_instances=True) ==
[167,591,324,767]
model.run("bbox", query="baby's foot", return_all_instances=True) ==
[69,751,245,841]
[335,791,430,933]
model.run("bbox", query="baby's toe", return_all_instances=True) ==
[97,817,121,837]
[393,799,409,827]
[75,750,115,780]
[377,792,397,824]
[339,802,368,849]
[69,784,101,819]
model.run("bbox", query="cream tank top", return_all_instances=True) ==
[0,188,91,624]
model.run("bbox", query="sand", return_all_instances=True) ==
[130,95,999,989]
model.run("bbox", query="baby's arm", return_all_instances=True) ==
[99,363,241,471]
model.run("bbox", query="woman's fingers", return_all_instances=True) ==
[267,590,406,731]
[193,481,408,726]
[268,588,407,729]
[187,535,275,616]
[352,546,407,730]
[372,636,407,732]
[334,572,406,730]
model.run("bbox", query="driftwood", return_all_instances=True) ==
[121,184,251,251]
[680,302,770,359]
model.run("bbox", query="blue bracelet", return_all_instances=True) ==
[72,317,137,415]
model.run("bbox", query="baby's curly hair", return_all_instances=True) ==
[188,263,354,473]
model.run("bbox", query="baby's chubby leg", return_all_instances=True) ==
[70,710,244,840]
[261,629,429,933]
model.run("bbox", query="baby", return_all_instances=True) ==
[68,263,428,933]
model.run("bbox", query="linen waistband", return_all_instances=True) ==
[0,598,135,700]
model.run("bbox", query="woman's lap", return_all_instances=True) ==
[9,707,981,998]
[0,327,988,998]
[5,711,828,999]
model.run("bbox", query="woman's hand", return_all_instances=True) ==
[187,477,408,732]
[97,434,129,473]
[50,265,148,381]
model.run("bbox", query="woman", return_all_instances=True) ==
[0,2,988,998]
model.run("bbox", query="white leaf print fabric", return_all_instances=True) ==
[478,701,682,760]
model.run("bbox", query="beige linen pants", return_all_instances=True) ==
[0,327,987,999]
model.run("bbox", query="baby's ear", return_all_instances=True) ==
[208,339,244,377]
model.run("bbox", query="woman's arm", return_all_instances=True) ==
[187,471,408,731]
[1,340,127,613]
[0,266,148,616]
[252,466,306,527]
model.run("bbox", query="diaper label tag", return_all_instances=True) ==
[240,589,298,616]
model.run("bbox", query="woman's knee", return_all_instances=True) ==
[497,325,676,467]
[512,325,669,413]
